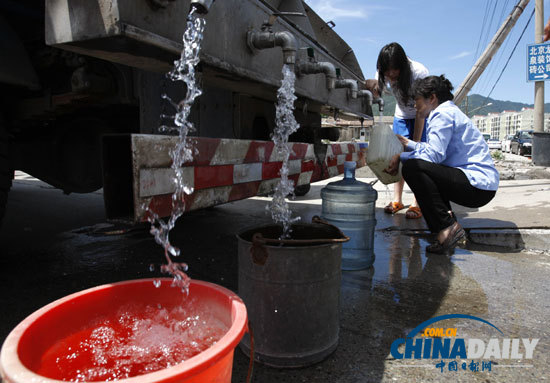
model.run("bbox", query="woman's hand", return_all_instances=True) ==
[396,134,409,148]
[364,79,380,98]
[415,107,430,121]
[384,154,401,176]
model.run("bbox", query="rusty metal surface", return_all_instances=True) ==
[237,220,343,367]
[45,0,368,117]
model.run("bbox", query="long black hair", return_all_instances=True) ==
[377,42,412,105]
[411,75,454,104]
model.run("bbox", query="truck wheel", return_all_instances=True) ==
[319,127,340,142]
[0,116,12,228]
[293,184,311,197]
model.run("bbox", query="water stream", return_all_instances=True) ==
[145,8,205,293]
[268,65,301,238]
[378,111,393,203]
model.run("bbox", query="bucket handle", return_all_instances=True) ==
[311,215,350,242]
[251,233,269,266]
[249,217,349,266]
[251,216,349,247]
[252,231,349,247]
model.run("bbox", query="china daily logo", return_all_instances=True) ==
[391,314,539,372]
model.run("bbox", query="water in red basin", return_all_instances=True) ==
[37,301,228,382]
[1,279,247,383]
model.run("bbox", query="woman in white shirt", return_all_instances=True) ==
[367,42,429,219]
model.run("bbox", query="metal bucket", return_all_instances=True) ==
[237,217,349,368]
[533,132,550,166]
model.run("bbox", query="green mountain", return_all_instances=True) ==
[380,93,550,116]
[457,94,550,115]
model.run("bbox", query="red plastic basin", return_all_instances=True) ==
[0,278,247,383]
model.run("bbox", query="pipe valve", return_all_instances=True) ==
[372,97,384,112]
[190,0,215,14]
[247,25,297,67]
[335,78,358,99]
[296,57,336,90]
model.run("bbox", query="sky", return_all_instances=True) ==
[304,0,550,104]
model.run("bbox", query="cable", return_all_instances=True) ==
[483,0,500,53]
[473,0,500,95]
[478,32,513,94]
[475,0,514,95]
[483,7,535,102]
[499,0,511,24]
[474,0,492,62]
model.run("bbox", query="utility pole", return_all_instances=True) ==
[454,0,530,105]
[532,0,549,166]
[534,0,544,133]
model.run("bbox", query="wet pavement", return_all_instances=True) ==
[1,168,550,382]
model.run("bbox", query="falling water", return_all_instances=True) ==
[145,8,205,293]
[377,111,392,203]
[268,65,301,238]
[383,184,392,205]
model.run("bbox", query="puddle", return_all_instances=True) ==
[3,197,549,382]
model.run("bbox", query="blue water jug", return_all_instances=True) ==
[320,161,378,270]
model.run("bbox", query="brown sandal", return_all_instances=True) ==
[405,206,423,219]
[426,222,466,254]
[384,202,405,214]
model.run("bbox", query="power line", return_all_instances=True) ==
[475,0,514,94]
[482,28,513,93]
[498,0,511,25]
[474,1,492,62]
[483,7,535,102]
[474,0,501,94]
[483,0,500,51]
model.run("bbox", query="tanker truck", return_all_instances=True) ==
[0,0,373,224]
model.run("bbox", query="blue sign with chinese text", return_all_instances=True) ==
[527,43,550,82]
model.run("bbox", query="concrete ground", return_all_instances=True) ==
[1,153,549,382]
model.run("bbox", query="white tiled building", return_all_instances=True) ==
[471,108,549,140]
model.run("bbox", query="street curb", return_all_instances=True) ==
[386,227,550,254]
[467,228,550,253]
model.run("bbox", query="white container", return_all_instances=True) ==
[366,123,403,185]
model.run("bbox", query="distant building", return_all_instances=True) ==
[499,110,516,138]
[471,107,549,140]
[323,108,550,143]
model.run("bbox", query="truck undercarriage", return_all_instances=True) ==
[0,0,372,224]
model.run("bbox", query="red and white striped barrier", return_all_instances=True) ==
[129,136,366,221]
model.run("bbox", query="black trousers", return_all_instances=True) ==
[402,159,496,233]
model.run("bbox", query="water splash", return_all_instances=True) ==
[267,65,301,238]
[38,303,228,381]
[145,8,205,293]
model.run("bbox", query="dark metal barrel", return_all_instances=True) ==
[533,132,550,166]
[237,219,348,368]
